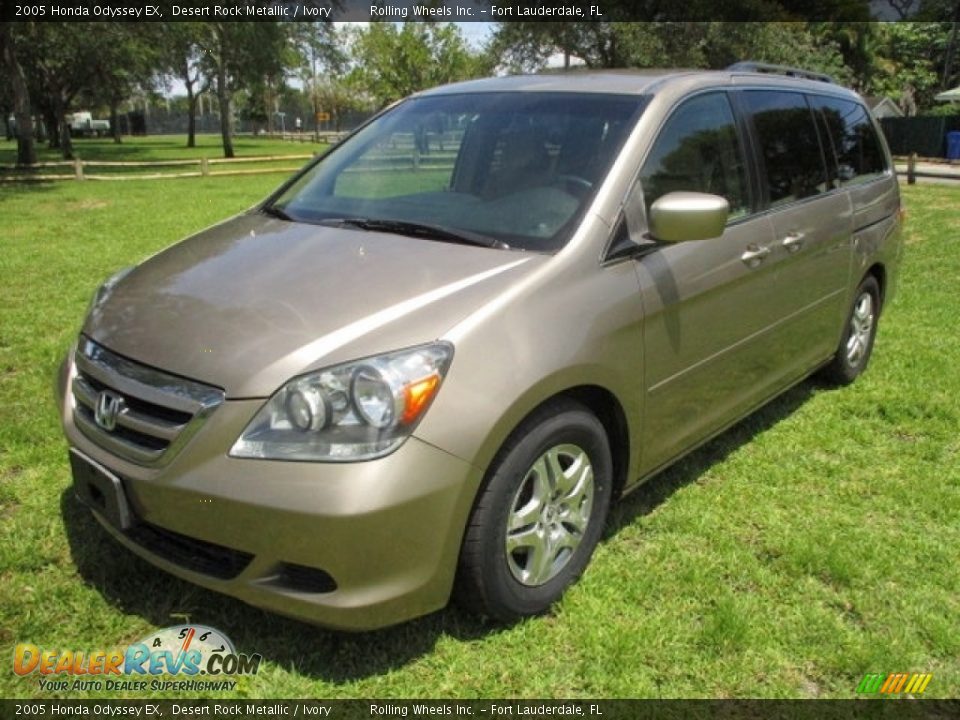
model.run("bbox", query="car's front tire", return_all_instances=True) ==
[455,399,613,621]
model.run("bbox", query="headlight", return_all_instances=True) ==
[230,342,453,462]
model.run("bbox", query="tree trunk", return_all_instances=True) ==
[186,87,197,148]
[217,69,234,158]
[110,100,122,144]
[215,26,234,159]
[45,108,60,150]
[0,23,37,165]
[60,120,74,160]
[55,100,74,160]
[266,82,275,134]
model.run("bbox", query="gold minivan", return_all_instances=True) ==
[58,64,903,630]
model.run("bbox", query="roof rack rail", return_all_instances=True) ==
[727,61,834,85]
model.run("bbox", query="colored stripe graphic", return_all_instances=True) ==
[862,672,932,694]
[856,673,885,693]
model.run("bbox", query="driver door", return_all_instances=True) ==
[630,91,785,474]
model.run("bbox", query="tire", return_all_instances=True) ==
[819,275,881,386]
[455,398,613,621]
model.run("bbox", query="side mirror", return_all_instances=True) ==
[648,192,730,244]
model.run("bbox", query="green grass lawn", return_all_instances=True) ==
[1,177,958,700]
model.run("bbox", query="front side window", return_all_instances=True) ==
[271,92,647,252]
[639,92,750,219]
[743,90,829,207]
[813,96,888,185]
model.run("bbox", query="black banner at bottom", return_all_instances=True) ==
[2,700,959,720]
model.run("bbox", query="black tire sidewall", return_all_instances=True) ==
[834,276,881,383]
[467,406,613,619]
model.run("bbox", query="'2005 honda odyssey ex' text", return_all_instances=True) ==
[58,64,903,630]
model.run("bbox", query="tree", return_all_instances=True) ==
[867,23,953,113]
[197,22,290,158]
[291,23,348,137]
[315,78,377,131]
[701,23,848,80]
[487,21,847,80]
[159,23,207,148]
[347,23,488,107]
[84,24,160,144]
[0,22,36,165]
[16,23,101,159]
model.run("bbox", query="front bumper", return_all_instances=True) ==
[57,354,482,631]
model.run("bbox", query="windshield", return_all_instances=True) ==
[270,92,648,252]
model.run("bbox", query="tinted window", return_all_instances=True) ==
[813,96,888,185]
[743,91,829,206]
[639,93,750,219]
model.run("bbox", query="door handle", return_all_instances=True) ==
[741,245,771,267]
[782,232,805,253]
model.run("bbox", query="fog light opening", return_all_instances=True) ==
[266,562,337,594]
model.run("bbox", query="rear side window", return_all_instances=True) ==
[639,92,750,219]
[742,90,829,207]
[812,96,888,185]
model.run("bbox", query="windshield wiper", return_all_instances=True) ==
[321,218,510,250]
[261,204,294,222]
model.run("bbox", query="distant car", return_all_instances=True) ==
[68,111,110,138]
[58,63,902,630]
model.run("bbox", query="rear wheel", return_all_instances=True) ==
[820,275,881,385]
[456,399,613,621]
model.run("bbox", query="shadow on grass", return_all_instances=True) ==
[607,379,819,534]
[1,140,159,167]
[60,377,821,683]
[0,179,60,204]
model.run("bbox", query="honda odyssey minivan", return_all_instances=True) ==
[58,64,903,630]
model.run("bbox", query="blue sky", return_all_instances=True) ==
[456,22,495,48]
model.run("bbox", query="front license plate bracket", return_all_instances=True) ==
[69,449,133,530]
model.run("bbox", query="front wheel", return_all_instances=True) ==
[819,275,881,385]
[455,399,613,621]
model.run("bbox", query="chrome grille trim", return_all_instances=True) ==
[72,376,185,441]
[71,336,225,466]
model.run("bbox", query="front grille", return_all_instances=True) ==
[71,337,224,466]
[126,520,253,580]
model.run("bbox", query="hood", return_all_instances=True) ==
[85,213,541,397]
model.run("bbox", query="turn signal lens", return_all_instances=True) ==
[401,374,441,425]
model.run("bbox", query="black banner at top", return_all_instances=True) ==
[3,0,957,23]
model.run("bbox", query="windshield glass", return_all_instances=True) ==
[270,92,648,252]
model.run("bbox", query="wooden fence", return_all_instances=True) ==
[898,153,960,184]
[255,131,348,144]
[0,153,319,182]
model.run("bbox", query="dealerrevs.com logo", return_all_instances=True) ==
[14,625,261,693]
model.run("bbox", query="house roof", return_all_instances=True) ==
[864,96,904,116]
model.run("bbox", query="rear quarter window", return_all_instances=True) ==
[812,96,888,186]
